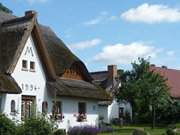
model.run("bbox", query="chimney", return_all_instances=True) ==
[108,65,118,81]
[25,10,37,17]
[162,65,167,69]
[150,64,156,67]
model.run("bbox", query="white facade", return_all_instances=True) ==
[55,97,98,130]
[108,99,132,122]
[98,105,108,123]
[0,35,99,130]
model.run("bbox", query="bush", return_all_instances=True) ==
[110,118,121,125]
[99,126,113,133]
[68,125,99,135]
[99,122,113,133]
[166,128,175,135]
[53,129,66,135]
[0,114,17,135]
[18,116,53,135]
[132,129,147,135]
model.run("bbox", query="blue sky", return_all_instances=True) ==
[2,0,180,71]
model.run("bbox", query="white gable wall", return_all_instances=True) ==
[3,35,47,121]
[2,35,100,130]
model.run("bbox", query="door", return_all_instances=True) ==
[119,107,124,118]
[21,96,36,120]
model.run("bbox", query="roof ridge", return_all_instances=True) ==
[151,66,180,72]
[2,15,34,26]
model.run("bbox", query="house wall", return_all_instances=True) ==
[2,35,47,122]
[1,35,99,130]
[53,97,99,131]
[108,99,132,123]
[98,105,108,123]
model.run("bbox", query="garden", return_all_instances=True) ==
[1,112,180,135]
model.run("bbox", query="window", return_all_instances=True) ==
[30,61,35,72]
[78,102,86,114]
[77,102,86,122]
[119,107,124,118]
[22,60,27,70]
[11,100,16,113]
[42,101,48,114]
[52,101,63,120]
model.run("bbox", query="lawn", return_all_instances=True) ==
[99,125,166,135]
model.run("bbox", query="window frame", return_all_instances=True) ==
[10,100,16,114]
[77,102,87,122]
[52,101,64,121]
[30,61,35,72]
[22,60,28,71]
[42,101,48,114]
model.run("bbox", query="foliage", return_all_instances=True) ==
[17,115,54,135]
[68,125,99,135]
[110,118,121,125]
[166,128,176,135]
[116,58,171,126]
[99,122,113,133]
[99,126,113,133]
[0,3,12,13]
[53,129,66,135]
[0,113,17,135]
[132,129,148,135]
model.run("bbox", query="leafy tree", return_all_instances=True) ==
[116,58,170,128]
[0,3,12,13]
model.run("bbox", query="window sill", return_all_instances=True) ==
[21,68,28,71]
[29,69,35,72]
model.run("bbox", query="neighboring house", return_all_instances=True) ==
[90,65,132,123]
[0,11,111,130]
[151,65,180,99]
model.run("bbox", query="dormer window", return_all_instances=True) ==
[30,61,35,72]
[22,60,28,71]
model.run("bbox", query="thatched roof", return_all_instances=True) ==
[40,25,91,81]
[47,78,111,100]
[0,11,111,100]
[0,73,21,94]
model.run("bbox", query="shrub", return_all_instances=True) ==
[166,129,175,135]
[53,129,66,135]
[18,115,53,135]
[0,113,17,135]
[110,118,121,125]
[132,129,147,135]
[68,125,99,135]
[99,126,113,133]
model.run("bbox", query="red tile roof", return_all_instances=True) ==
[151,66,180,98]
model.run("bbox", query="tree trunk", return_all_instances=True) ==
[152,105,156,129]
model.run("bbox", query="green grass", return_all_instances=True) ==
[99,125,166,135]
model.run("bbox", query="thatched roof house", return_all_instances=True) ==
[0,10,111,101]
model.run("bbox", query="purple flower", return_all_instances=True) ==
[68,125,100,135]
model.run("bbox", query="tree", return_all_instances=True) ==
[0,3,12,13]
[116,58,170,128]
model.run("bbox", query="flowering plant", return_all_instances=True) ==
[68,125,99,135]
[50,113,64,121]
[77,113,86,122]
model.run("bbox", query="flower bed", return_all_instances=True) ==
[68,125,99,135]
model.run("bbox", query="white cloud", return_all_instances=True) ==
[167,50,175,56]
[70,38,102,50]
[121,3,180,23]
[84,11,117,26]
[93,42,161,64]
